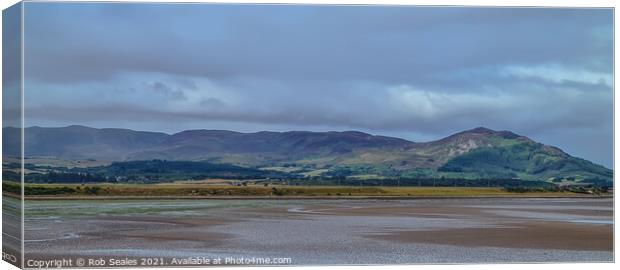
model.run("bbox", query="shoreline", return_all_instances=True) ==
[9,193,612,200]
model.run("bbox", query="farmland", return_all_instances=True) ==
[3,181,609,199]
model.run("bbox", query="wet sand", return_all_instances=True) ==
[368,221,612,251]
[2,197,22,268]
[23,198,613,265]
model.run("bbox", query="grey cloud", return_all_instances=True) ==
[149,82,187,101]
[2,4,21,91]
[22,4,612,85]
[25,74,611,135]
[200,98,226,108]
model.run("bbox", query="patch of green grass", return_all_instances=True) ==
[20,183,589,198]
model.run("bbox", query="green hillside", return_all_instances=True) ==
[4,126,613,187]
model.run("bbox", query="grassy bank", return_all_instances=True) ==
[3,182,609,199]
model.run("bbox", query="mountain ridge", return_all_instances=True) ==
[2,125,612,185]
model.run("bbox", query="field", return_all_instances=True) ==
[4,181,609,199]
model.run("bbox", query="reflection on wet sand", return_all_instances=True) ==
[24,198,612,265]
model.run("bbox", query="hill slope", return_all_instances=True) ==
[2,126,612,185]
[3,125,168,160]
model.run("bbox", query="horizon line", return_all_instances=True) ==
[3,124,506,140]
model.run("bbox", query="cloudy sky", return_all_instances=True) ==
[17,3,613,167]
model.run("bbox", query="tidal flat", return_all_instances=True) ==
[22,198,613,265]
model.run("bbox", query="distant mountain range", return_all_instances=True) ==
[2,125,613,185]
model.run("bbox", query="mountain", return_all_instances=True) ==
[430,128,611,182]
[127,129,413,163]
[2,126,612,185]
[3,125,168,160]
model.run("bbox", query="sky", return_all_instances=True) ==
[13,3,614,167]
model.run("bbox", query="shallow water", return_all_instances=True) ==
[22,198,613,265]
